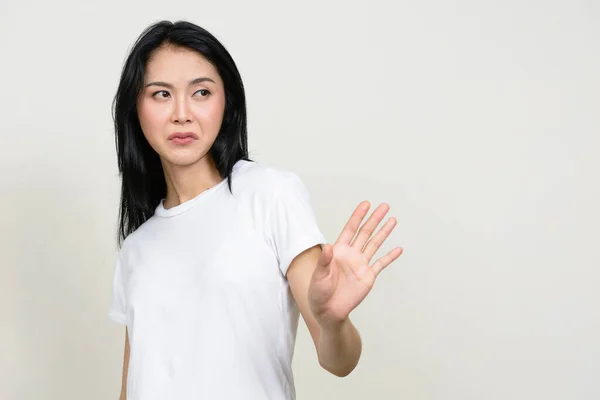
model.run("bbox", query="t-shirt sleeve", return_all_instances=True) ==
[267,172,327,276]
[108,253,127,325]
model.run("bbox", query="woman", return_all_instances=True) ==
[109,19,403,400]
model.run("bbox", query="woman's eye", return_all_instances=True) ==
[152,90,170,99]
[194,89,210,97]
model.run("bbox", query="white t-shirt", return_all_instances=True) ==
[109,159,327,400]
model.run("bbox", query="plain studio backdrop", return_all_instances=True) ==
[1,0,598,399]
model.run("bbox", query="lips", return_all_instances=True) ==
[168,132,199,140]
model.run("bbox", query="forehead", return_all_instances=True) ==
[145,45,221,83]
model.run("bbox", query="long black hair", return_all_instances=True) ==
[112,20,250,246]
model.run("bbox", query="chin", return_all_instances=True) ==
[161,151,208,168]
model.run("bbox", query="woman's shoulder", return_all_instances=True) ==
[232,159,301,194]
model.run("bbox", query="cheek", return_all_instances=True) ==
[138,103,167,138]
[195,97,226,132]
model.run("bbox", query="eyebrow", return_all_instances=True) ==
[145,77,216,89]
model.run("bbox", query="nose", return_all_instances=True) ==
[172,96,193,124]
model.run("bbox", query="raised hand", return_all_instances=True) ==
[308,201,403,329]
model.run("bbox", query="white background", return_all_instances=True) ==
[1,0,598,399]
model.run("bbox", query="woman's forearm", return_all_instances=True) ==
[317,318,362,377]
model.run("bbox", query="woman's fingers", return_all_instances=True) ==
[370,247,403,276]
[362,216,397,260]
[351,203,390,251]
[335,201,371,245]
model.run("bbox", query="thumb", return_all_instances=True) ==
[312,243,334,282]
[318,243,334,268]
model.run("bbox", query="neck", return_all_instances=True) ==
[161,155,223,209]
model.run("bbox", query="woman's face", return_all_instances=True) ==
[137,45,226,168]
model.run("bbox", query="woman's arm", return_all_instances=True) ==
[287,202,402,377]
[287,245,362,377]
[120,328,130,400]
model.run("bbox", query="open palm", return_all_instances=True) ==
[308,201,403,328]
